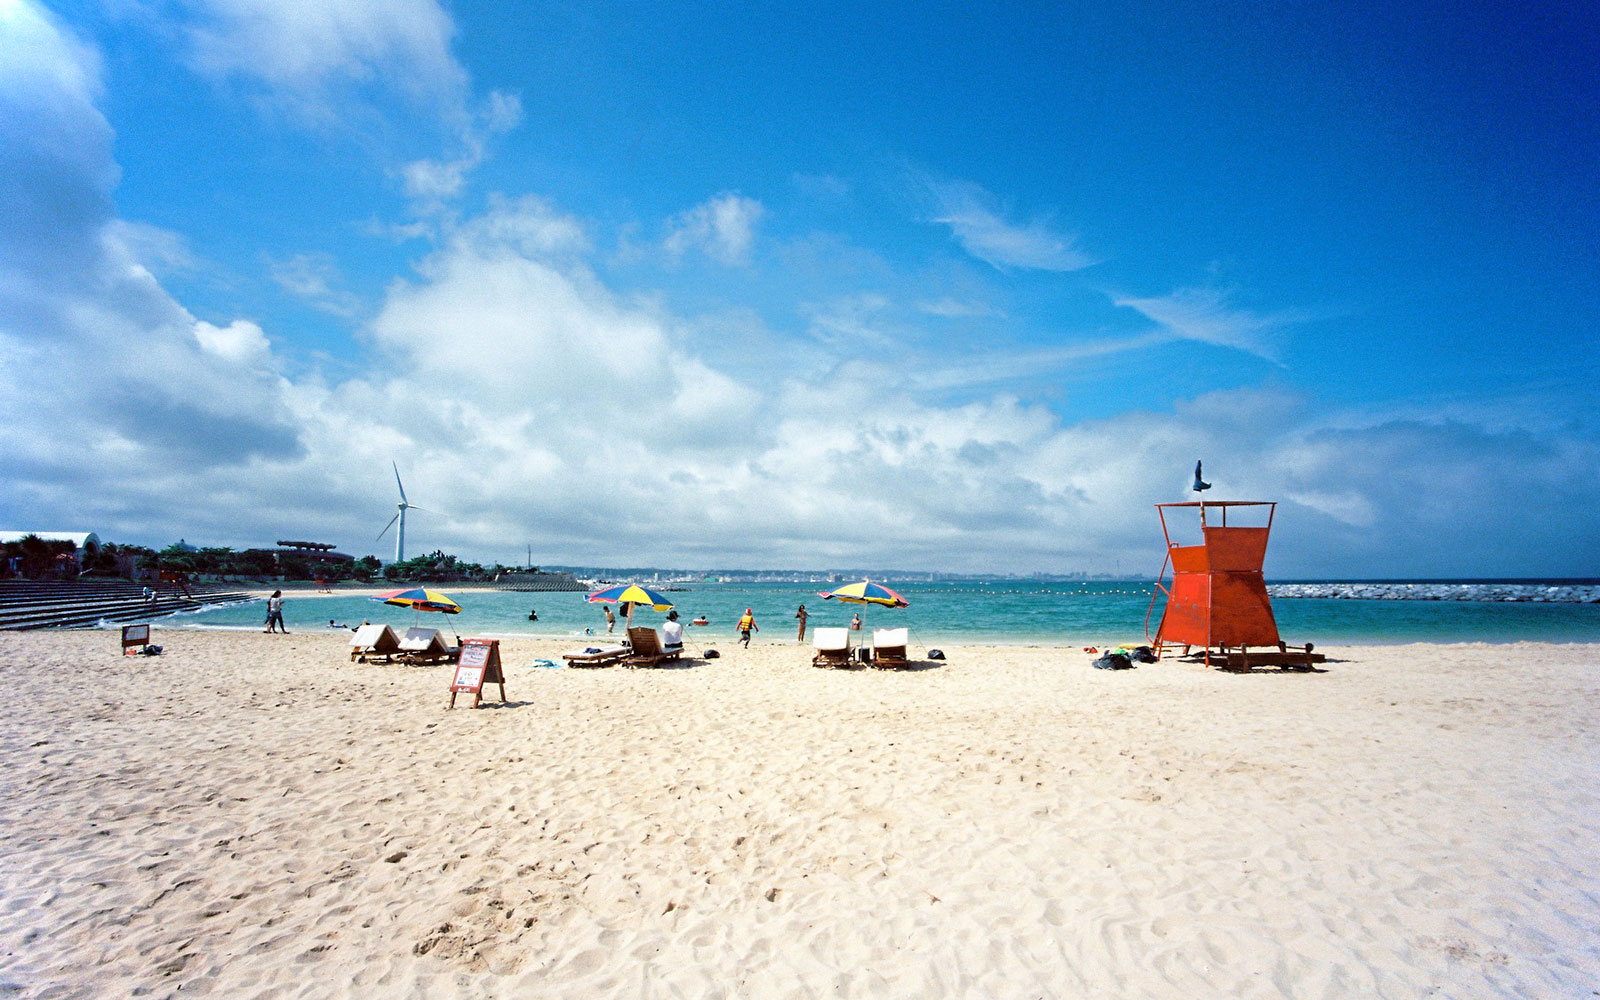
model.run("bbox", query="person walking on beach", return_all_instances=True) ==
[264,590,288,633]
[604,605,616,633]
[795,603,809,642]
[737,608,758,648]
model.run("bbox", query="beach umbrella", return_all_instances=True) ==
[587,583,674,631]
[817,579,909,634]
[816,580,909,607]
[371,586,462,625]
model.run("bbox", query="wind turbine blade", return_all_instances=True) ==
[393,461,408,504]
[406,506,433,514]
[377,513,399,540]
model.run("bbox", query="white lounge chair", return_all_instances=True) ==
[871,627,909,669]
[349,623,402,663]
[399,627,456,664]
[812,627,855,669]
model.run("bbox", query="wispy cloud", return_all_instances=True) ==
[907,332,1171,392]
[398,89,522,206]
[179,0,469,124]
[1115,286,1300,363]
[924,178,1093,272]
[268,252,363,317]
[916,297,1000,319]
[664,192,764,266]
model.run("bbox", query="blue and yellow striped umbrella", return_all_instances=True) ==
[816,580,909,607]
[371,587,462,614]
[586,583,674,612]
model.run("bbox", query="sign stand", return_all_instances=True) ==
[121,624,153,656]
[449,638,506,709]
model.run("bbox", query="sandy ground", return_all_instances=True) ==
[0,631,1596,999]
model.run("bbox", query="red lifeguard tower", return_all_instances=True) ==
[1145,500,1321,670]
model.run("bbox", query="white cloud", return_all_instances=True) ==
[399,89,522,206]
[925,179,1093,272]
[179,0,467,121]
[1115,286,1297,363]
[194,318,271,364]
[916,297,999,319]
[268,252,362,316]
[664,193,764,266]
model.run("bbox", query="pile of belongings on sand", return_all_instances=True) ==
[1089,644,1158,670]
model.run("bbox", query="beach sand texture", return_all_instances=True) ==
[2,632,1596,999]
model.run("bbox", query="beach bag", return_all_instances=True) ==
[1130,646,1157,663]
[927,649,945,660]
[703,649,720,658]
[1093,652,1133,670]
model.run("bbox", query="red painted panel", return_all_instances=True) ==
[1157,572,1212,647]
[1169,544,1209,573]
[1202,527,1269,572]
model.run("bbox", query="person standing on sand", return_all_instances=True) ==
[850,612,862,632]
[795,604,809,642]
[737,608,758,648]
[604,605,616,633]
[264,590,288,633]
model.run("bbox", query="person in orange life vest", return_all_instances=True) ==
[737,609,758,648]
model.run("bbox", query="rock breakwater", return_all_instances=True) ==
[1268,583,1600,603]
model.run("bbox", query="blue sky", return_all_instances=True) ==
[1,0,1596,576]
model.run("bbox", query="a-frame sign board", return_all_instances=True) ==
[449,638,506,709]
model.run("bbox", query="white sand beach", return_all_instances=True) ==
[1,631,1596,998]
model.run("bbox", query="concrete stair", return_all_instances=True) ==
[0,580,256,630]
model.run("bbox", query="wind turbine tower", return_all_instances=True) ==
[377,462,431,563]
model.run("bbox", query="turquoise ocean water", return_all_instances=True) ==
[161,581,1600,645]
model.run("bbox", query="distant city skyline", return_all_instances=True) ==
[1,1,1596,577]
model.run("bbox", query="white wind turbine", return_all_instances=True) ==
[376,462,433,563]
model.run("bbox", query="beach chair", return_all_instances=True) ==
[349,623,402,663]
[624,626,681,668]
[561,644,628,668]
[811,627,855,669]
[871,627,909,669]
[399,627,456,664]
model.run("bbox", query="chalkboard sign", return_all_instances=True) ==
[122,624,151,655]
[449,638,506,709]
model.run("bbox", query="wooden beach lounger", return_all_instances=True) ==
[561,644,628,668]
[811,627,855,669]
[399,627,458,665]
[871,627,909,669]
[624,627,681,668]
[349,623,402,663]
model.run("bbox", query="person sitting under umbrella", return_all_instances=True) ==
[662,611,684,654]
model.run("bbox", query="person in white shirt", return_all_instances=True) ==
[662,610,684,653]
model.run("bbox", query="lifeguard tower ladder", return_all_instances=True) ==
[1144,500,1321,670]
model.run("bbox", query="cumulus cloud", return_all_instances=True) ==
[664,193,764,266]
[925,179,1093,272]
[0,3,299,495]
[193,318,271,364]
